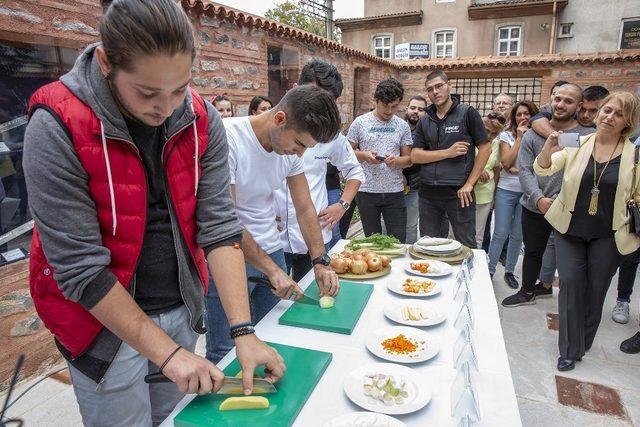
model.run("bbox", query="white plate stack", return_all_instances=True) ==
[413,237,463,257]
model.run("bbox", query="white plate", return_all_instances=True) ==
[384,301,447,327]
[387,279,442,297]
[343,362,432,415]
[323,411,406,427]
[365,326,439,363]
[404,260,453,277]
[413,239,462,254]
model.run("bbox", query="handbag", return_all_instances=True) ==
[627,146,640,234]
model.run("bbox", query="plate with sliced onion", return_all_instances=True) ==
[387,278,442,297]
[384,301,447,327]
[322,412,405,427]
[343,362,432,415]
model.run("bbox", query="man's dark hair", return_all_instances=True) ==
[374,77,404,104]
[550,80,570,95]
[425,69,449,84]
[298,59,344,99]
[408,95,427,104]
[582,85,610,102]
[276,85,341,144]
[100,0,195,73]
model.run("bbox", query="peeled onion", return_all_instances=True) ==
[380,255,391,267]
[319,296,335,309]
[350,260,368,275]
[367,257,382,272]
[330,257,348,274]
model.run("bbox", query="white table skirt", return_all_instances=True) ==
[162,241,521,427]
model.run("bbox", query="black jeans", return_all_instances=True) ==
[339,198,357,239]
[355,191,407,243]
[418,186,476,249]
[617,247,640,302]
[556,233,623,360]
[521,208,554,294]
[284,243,331,282]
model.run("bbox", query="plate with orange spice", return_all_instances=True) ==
[365,326,439,363]
[404,260,452,278]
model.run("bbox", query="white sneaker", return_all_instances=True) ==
[612,301,630,324]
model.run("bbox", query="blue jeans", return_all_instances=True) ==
[204,249,286,363]
[488,188,523,275]
[405,189,419,244]
[327,188,342,249]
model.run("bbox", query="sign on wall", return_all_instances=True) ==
[395,43,430,60]
[620,19,640,49]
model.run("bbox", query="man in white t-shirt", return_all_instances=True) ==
[348,77,413,242]
[205,85,342,363]
[275,60,365,280]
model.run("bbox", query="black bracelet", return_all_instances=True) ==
[159,345,182,373]
[230,326,255,339]
[229,321,254,331]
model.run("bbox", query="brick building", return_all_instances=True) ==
[0,0,639,390]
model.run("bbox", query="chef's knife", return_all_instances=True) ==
[143,373,277,394]
[248,276,320,305]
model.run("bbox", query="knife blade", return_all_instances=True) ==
[248,276,320,305]
[144,373,277,394]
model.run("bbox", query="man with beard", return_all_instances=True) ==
[502,83,592,307]
[411,70,491,248]
[403,95,428,244]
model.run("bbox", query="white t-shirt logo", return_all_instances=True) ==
[444,125,460,134]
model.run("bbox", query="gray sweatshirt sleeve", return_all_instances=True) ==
[23,109,117,309]
[196,101,244,252]
[517,131,544,208]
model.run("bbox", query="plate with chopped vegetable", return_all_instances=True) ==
[404,260,452,278]
[365,326,439,364]
[345,233,407,257]
[383,301,447,327]
[323,411,405,427]
[343,362,432,415]
[387,278,442,297]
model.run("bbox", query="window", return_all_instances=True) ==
[0,41,78,263]
[267,45,299,104]
[448,77,542,117]
[558,22,573,38]
[372,35,392,59]
[433,30,456,58]
[497,25,521,56]
[435,0,455,3]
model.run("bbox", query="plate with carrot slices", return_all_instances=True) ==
[365,326,439,364]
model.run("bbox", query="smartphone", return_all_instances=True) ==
[374,155,387,161]
[559,132,580,148]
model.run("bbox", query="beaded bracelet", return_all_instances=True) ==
[230,326,255,339]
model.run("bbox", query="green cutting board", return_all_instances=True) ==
[278,281,373,334]
[174,343,332,427]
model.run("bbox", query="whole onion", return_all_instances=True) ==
[330,257,348,274]
[352,254,366,262]
[341,249,353,259]
[380,255,391,267]
[367,257,382,272]
[350,260,368,275]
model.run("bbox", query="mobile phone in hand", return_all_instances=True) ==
[558,132,580,148]
[374,155,387,161]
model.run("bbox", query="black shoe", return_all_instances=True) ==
[534,282,553,298]
[620,332,640,354]
[557,357,575,371]
[504,273,520,289]
[502,290,536,307]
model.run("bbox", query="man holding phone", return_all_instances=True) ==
[349,78,413,242]
[502,83,592,307]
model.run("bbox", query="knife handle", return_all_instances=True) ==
[144,373,172,384]
[247,276,275,289]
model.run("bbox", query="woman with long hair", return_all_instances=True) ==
[488,101,539,288]
[248,95,273,115]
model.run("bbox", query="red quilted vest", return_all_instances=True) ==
[27,82,210,358]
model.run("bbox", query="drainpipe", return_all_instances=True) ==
[549,0,558,54]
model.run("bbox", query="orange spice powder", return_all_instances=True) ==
[381,334,418,355]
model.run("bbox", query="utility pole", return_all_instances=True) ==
[325,0,334,40]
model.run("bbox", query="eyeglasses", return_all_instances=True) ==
[487,112,506,125]
[425,82,447,93]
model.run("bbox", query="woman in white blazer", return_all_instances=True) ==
[535,91,640,372]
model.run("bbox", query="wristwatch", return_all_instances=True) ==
[338,199,351,211]
[312,253,331,267]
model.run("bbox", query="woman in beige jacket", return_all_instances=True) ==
[535,91,640,372]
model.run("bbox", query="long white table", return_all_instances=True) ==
[162,242,521,426]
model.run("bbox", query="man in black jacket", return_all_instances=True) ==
[411,70,491,248]
[403,95,427,244]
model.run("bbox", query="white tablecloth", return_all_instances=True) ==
[162,242,521,426]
